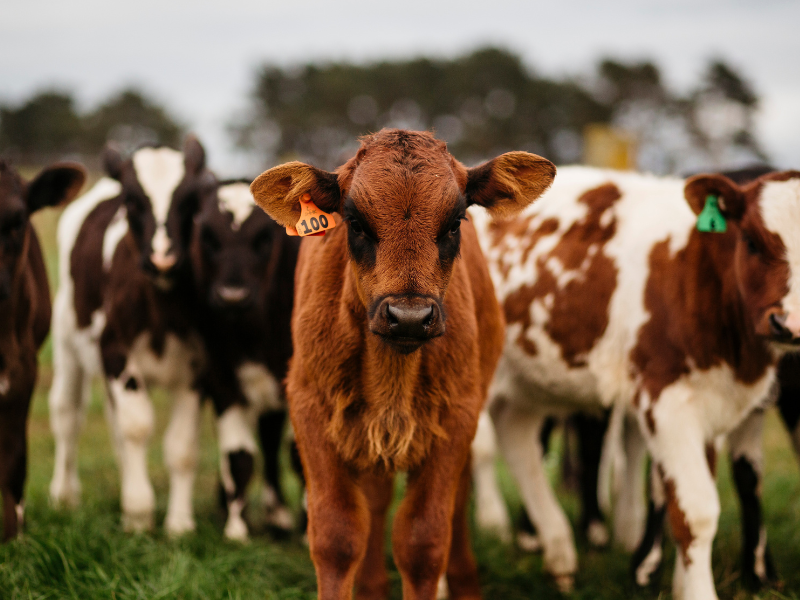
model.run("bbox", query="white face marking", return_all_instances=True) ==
[132,147,185,225]
[131,147,185,259]
[151,225,170,256]
[218,183,256,231]
[760,178,800,317]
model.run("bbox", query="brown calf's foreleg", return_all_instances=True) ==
[355,472,394,600]
[444,457,481,599]
[297,413,370,600]
[393,438,479,600]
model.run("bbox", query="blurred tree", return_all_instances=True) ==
[593,59,697,174]
[688,59,765,168]
[592,58,766,173]
[0,90,82,163]
[232,47,610,169]
[81,88,184,156]
[0,87,183,165]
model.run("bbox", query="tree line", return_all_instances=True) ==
[1,48,766,175]
[0,88,183,166]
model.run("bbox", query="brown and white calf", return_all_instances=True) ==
[250,129,555,600]
[191,179,300,540]
[630,165,800,591]
[48,137,216,533]
[0,160,85,539]
[470,166,800,600]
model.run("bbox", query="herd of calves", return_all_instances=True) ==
[1,128,799,600]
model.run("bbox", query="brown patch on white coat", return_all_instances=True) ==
[500,183,619,366]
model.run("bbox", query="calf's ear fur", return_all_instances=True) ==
[183,133,206,175]
[103,143,125,181]
[27,162,87,213]
[250,162,341,230]
[684,174,746,221]
[465,152,556,218]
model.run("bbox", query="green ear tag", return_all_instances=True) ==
[696,195,727,233]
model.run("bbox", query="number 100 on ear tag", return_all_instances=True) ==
[296,193,337,237]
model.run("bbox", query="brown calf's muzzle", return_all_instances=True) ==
[764,309,800,346]
[369,294,444,354]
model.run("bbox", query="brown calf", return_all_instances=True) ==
[0,160,85,539]
[251,129,555,600]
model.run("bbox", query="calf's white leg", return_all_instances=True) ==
[644,388,720,600]
[108,370,156,532]
[471,410,511,541]
[491,397,577,590]
[613,413,648,551]
[49,334,89,508]
[163,386,201,535]
[217,404,258,541]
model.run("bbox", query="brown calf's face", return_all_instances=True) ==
[194,180,283,314]
[685,171,800,349]
[0,161,85,301]
[251,129,555,353]
[103,135,216,288]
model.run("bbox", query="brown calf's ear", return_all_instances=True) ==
[250,162,341,230]
[27,162,87,213]
[466,152,556,218]
[684,174,746,221]
[184,133,206,174]
[103,143,124,181]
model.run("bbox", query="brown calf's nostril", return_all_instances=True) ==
[386,303,399,326]
[769,313,789,338]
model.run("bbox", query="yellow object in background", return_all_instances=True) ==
[583,124,636,170]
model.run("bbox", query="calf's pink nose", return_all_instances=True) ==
[150,253,177,272]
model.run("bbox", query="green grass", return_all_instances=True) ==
[5,207,799,599]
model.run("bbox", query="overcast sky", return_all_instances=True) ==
[2,0,798,175]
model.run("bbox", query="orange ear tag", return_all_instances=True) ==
[290,193,338,237]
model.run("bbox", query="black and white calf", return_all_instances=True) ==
[192,180,300,540]
[48,137,216,534]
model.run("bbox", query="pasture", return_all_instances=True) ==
[3,205,799,600]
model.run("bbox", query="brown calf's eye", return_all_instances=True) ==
[348,219,364,235]
[449,220,461,235]
[742,233,759,256]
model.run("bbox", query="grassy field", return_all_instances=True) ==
[3,207,799,599]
